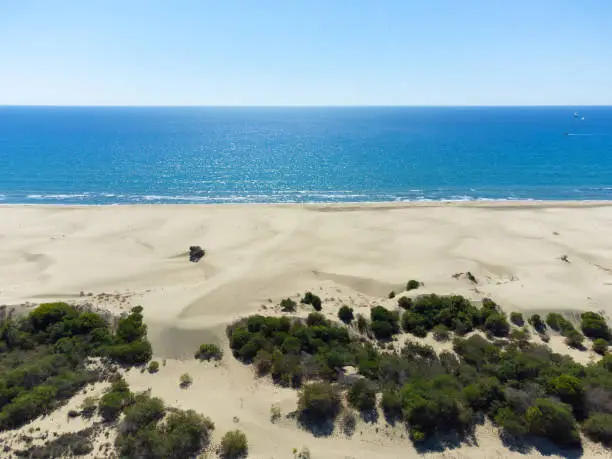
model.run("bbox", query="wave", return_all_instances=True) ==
[26,193,91,200]
[0,188,611,205]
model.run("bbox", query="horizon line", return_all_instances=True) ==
[2,104,612,108]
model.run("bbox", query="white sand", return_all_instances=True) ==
[2,202,612,458]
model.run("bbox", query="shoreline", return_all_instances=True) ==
[3,199,612,210]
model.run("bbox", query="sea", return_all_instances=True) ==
[1,106,611,205]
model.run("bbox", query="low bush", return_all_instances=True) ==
[99,379,133,422]
[347,379,376,413]
[432,324,450,342]
[179,373,193,388]
[583,413,612,446]
[370,306,399,340]
[510,312,524,326]
[546,313,578,337]
[356,314,369,333]
[341,410,357,436]
[581,312,612,341]
[484,313,511,337]
[594,338,609,355]
[298,382,341,423]
[529,314,546,333]
[80,396,98,418]
[270,404,281,422]
[525,398,580,447]
[306,312,326,327]
[400,375,471,442]
[338,306,354,324]
[406,280,421,291]
[388,291,396,299]
[380,389,402,421]
[148,361,160,373]
[301,292,322,312]
[280,298,297,312]
[397,296,413,310]
[565,329,585,348]
[195,343,223,361]
[220,430,248,458]
[115,391,215,459]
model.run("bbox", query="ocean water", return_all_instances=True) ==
[1,106,611,204]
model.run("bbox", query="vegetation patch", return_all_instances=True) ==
[227,292,612,451]
[195,343,223,361]
[220,429,248,458]
[301,292,322,311]
[115,392,215,459]
[0,303,151,430]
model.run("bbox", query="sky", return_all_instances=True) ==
[1,0,611,106]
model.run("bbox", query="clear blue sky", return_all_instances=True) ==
[1,0,611,105]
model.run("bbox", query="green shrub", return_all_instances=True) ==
[195,343,223,361]
[371,320,394,340]
[565,329,585,348]
[509,328,530,342]
[397,296,412,310]
[453,335,501,369]
[220,430,248,458]
[525,398,580,447]
[122,395,165,432]
[338,306,354,324]
[401,310,427,336]
[298,382,341,423]
[179,373,193,388]
[270,404,281,422]
[494,406,528,436]
[280,298,297,312]
[545,374,584,412]
[29,302,78,332]
[380,389,402,421]
[462,378,503,413]
[160,410,214,458]
[581,312,612,341]
[406,280,421,291]
[510,312,524,326]
[529,314,546,332]
[356,314,369,333]
[105,340,153,365]
[583,413,612,446]
[400,375,471,441]
[546,313,562,331]
[546,313,577,336]
[347,379,376,412]
[432,324,450,342]
[99,390,130,422]
[301,292,322,312]
[341,409,357,436]
[0,384,57,428]
[484,313,510,337]
[593,338,609,355]
[254,350,273,375]
[81,396,98,418]
[115,393,214,459]
[369,306,399,340]
[148,361,160,373]
[306,312,326,327]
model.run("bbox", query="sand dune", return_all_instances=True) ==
[2,202,612,457]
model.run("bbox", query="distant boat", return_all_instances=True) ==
[581,117,585,121]
[574,112,579,118]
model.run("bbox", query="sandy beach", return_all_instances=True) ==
[2,202,612,458]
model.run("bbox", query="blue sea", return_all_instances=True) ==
[1,106,611,204]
